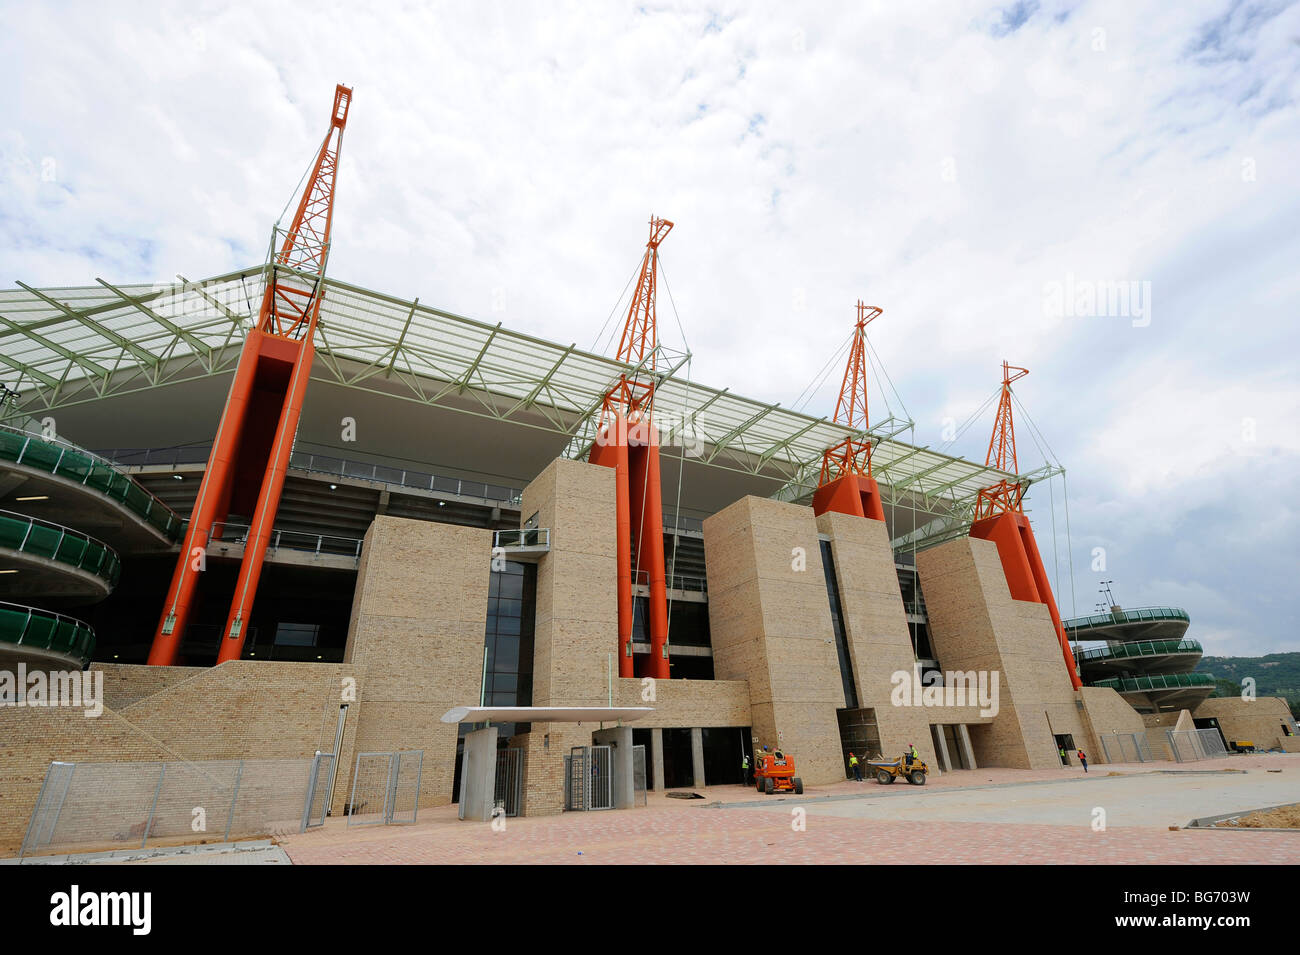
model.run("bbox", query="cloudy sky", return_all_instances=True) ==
[3,0,1297,655]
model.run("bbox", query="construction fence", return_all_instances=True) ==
[1167,728,1229,763]
[20,754,334,859]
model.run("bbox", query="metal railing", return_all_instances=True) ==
[631,569,707,593]
[1075,638,1203,664]
[493,528,550,549]
[0,509,121,588]
[0,425,184,542]
[0,600,96,665]
[1091,672,1216,693]
[1065,606,1190,632]
[94,441,526,506]
[206,521,363,561]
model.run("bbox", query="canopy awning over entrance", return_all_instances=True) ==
[440,705,654,724]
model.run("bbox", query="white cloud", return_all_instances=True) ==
[2,0,1298,654]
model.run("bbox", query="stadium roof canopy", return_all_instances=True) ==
[0,267,1056,548]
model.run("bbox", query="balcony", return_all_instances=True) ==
[0,425,183,550]
[0,600,96,669]
[0,510,121,601]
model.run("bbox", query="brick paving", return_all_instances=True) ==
[279,755,1300,865]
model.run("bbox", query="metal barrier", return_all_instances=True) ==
[0,425,184,542]
[0,509,121,588]
[633,744,647,808]
[301,753,335,829]
[1098,732,1154,764]
[346,750,423,826]
[0,600,97,666]
[495,748,524,817]
[564,745,613,811]
[208,520,363,561]
[1167,728,1229,763]
[19,757,323,859]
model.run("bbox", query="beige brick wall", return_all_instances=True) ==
[343,515,490,811]
[704,496,844,784]
[0,660,358,855]
[1193,696,1297,751]
[1076,685,1148,763]
[918,535,1090,770]
[522,458,619,707]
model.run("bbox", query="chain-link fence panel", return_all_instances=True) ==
[20,757,320,859]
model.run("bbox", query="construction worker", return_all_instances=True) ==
[905,743,918,767]
[848,751,862,782]
[1077,749,1089,773]
[741,753,750,786]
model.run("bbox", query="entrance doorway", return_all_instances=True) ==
[1053,734,1075,765]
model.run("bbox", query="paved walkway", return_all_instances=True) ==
[278,754,1300,865]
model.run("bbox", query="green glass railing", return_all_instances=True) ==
[1091,672,1216,693]
[0,426,183,542]
[1064,606,1190,632]
[0,510,121,589]
[0,600,96,666]
[1076,638,1203,664]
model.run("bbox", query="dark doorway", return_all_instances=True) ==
[1053,733,1075,765]
[661,728,694,789]
[701,728,749,785]
[632,727,655,789]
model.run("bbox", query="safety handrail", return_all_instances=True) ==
[1075,638,1203,663]
[0,425,184,542]
[0,599,96,664]
[0,509,121,588]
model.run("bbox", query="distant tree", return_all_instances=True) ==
[1211,678,1242,699]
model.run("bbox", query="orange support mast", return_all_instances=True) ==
[589,216,673,680]
[148,85,352,666]
[968,362,1082,690]
[812,301,887,521]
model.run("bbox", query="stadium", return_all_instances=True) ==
[1,85,1296,852]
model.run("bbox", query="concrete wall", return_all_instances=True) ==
[917,535,1090,770]
[703,496,844,784]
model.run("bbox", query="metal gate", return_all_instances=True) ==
[633,744,647,808]
[20,761,75,857]
[494,748,523,817]
[300,752,335,830]
[346,750,423,826]
[563,745,613,811]
[1168,728,1229,763]
[1099,732,1153,764]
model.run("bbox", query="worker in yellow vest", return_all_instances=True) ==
[848,751,862,782]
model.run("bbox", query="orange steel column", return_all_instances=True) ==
[629,424,670,679]
[970,362,1082,690]
[147,84,352,666]
[147,328,264,665]
[589,416,634,677]
[216,334,316,662]
[588,216,673,680]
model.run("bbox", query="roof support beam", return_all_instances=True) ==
[17,281,159,369]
